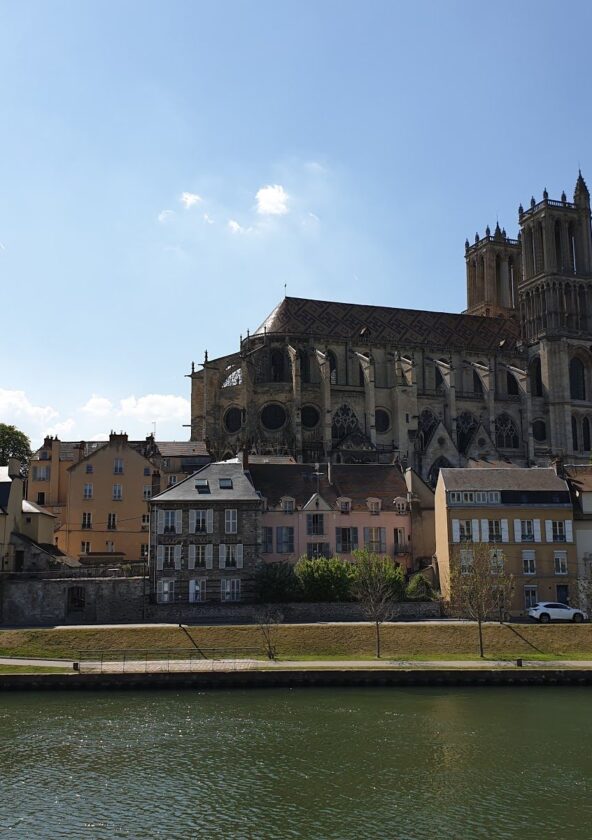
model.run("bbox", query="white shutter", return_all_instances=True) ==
[236,544,244,569]
[481,519,489,543]
[205,544,213,569]
[206,509,214,534]
[175,510,182,534]
[565,520,573,542]
[534,519,542,543]
[156,545,164,570]
[545,520,553,542]
[501,519,509,543]
[219,543,226,569]
[174,544,182,570]
[189,579,196,602]
[452,519,460,543]
[157,510,164,535]
[471,519,480,542]
[188,544,196,570]
[514,519,522,543]
[189,510,196,534]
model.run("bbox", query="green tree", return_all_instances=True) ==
[0,424,32,472]
[351,549,405,658]
[254,562,301,602]
[294,555,355,602]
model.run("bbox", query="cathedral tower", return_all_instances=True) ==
[464,223,521,317]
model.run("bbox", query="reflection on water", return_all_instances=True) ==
[0,688,591,839]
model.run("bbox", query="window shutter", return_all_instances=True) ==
[189,579,196,601]
[276,526,283,552]
[534,519,542,543]
[175,510,182,534]
[545,520,553,542]
[157,510,164,535]
[174,544,182,570]
[189,510,196,533]
[364,527,370,547]
[336,529,342,553]
[156,545,164,571]
[452,519,460,543]
[205,544,213,569]
[565,520,573,542]
[480,519,489,543]
[471,519,480,542]
[206,509,214,534]
[379,528,386,554]
[306,514,313,535]
[514,519,521,542]
[219,543,226,569]
[236,544,244,569]
[352,527,359,550]
[501,519,509,543]
[188,544,196,570]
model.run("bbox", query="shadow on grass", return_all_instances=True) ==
[501,622,547,655]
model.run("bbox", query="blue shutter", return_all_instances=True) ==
[352,528,359,551]
[336,528,342,553]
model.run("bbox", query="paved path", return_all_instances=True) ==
[0,656,73,668]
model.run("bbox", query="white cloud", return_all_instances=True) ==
[203,213,215,224]
[158,209,175,223]
[46,418,76,437]
[255,184,289,216]
[0,242,5,251]
[89,433,109,442]
[304,160,327,174]
[180,191,202,209]
[81,395,113,417]
[228,219,244,234]
[0,389,58,426]
[118,394,189,423]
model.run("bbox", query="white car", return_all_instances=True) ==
[528,602,587,623]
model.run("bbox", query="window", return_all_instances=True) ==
[365,527,386,553]
[338,499,351,514]
[307,542,331,559]
[327,350,338,385]
[106,540,114,553]
[81,541,91,554]
[83,483,93,500]
[112,484,123,501]
[570,358,586,400]
[219,478,233,489]
[224,544,240,568]
[552,521,566,542]
[157,579,175,604]
[82,512,92,530]
[474,492,487,504]
[459,520,473,542]
[144,467,151,476]
[167,475,178,487]
[307,513,324,536]
[521,520,534,542]
[33,466,50,481]
[488,520,502,543]
[262,526,273,553]
[113,458,124,475]
[164,510,177,534]
[495,413,520,449]
[193,545,207,568]
[554,551,568,575]
[368,499,381,515]
[336,527,358,553]
[163,545,176,569]
[462,491,474,504]
[449,491,462,504]
[221,578,241,602]
[36,492,45,505]
[86,464,94,474]
[107,513,117,531]
[189,579,206,603]
[281,498,295,514]
[225,509,238,534]
[140,544,149,559]
[141,514,149,530]
[143,486,152,500]
[522,550,536,575]
[489,548,504,574]
[524,586,538,609]
[193,510,207,533]
[460,549,473,574]
[195,479,210,494]
[276,527,294,554]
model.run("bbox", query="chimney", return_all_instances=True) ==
[7,458,21,480]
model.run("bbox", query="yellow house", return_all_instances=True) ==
[435,467,577,615]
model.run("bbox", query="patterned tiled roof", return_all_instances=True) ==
[255,296,520,353]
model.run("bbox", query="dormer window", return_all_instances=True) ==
[394,496,407,514]
[195,479,210,494]
[337,498,351,514]
[219,478,233,489]
[367,498,381,515]
[281,497,295,514]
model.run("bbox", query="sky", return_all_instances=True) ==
[1,0,592,448]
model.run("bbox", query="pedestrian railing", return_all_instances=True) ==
[76,647,263,674]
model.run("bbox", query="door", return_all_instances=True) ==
[556,585,569,606]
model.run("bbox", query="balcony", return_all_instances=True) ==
[394,542,412,556]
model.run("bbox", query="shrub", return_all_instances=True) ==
[253,562,301,603]
[294,556,355,602]
[405,572,435,602]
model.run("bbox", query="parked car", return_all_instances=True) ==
[528,602,587,623]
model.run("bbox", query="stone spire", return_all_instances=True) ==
[574,170,590,207]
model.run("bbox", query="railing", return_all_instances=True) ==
[394,543,412,555]
[77,646,264,674]
[521,198,575,215]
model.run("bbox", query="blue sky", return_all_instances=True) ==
[1,0,591,446]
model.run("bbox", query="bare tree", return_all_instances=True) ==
[257,607,284,660]
[449,543,514,658]
[351,549,404,658]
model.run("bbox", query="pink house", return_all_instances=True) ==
[248,463,413,571]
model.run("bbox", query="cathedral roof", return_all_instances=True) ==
[255,296,520,353]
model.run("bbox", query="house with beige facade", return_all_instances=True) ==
[435,467,577,615]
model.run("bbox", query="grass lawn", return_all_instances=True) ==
[1,622,592,662]
[0,665,73,674]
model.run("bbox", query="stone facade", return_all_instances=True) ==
[190,173,592,486]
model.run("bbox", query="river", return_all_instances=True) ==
[0,687,590,839]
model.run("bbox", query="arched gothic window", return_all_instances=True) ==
[572,416,579,451]
[327,351,338,385]
[457,411,478,454]
[358,361,366,387]
[506,371,519,396]
[495,413,520,449]
[332,405,359,441]
[435,366,445,393]
[570,358,586,401]
[299,349,311,383]
[418,409,439,452]
[472,370,483,396]
[271,349,286,383]
[427,456,452,488]
[530,357,543,397]
[584,417,591,452]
